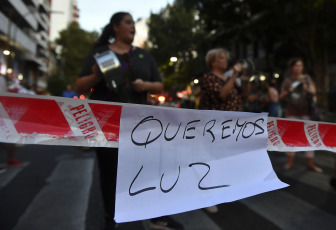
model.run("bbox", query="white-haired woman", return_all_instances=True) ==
[200,48,248,111]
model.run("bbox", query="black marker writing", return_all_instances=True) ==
[129,165,156,196]
[221,119,232,139]
[203,119,216,142]
[183,120,200,139]
[160,166,181,193]
[164,123,181,141]
[131,116,163,148]
[189,162,230,190]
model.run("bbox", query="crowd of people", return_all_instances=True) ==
[196,48,326,214]
[199,50,326,173]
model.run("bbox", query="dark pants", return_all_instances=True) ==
[96,147,118,223]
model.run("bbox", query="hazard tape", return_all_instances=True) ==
[0,93,335,152]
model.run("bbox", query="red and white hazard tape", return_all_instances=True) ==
[267,117,336,152]
[0,93,335,152]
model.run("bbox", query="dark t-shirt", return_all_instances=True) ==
[79,45,162,104]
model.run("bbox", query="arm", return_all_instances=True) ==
[76,64,102,95]
[219,63,242,100]
[303,76,317,103]
[132,52,163,94]
[133,79,163,94]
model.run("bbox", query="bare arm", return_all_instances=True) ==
[219,64,242,100]
[133,79,163,94]
[302,76,317,103]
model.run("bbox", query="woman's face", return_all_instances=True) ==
[290,60,304,76]
[212,52,228,71]
[114,14,135,44]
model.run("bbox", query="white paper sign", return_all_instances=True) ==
[115,105,288,222]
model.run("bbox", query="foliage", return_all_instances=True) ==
[55,22,98,85]
[176,0,336,106]
[146,2,207,91]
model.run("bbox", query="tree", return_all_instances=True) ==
[146,2,207,91]
[55,22,98,86]
[180,0,336,107]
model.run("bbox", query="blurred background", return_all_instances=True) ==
[0,0,336,115]
[1,1,336,230]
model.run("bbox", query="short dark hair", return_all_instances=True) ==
[94,12,131,47]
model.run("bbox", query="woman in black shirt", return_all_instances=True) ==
[76,12,183,230]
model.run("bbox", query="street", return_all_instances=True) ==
[0,144,336,230]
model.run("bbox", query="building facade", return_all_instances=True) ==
[49,0,78,42]
[0,0,52,91]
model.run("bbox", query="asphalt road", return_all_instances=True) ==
[0,144,336,230]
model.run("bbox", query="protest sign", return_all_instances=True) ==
[115,105,288,222]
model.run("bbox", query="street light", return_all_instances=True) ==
[3,50,10,56]
[170,57,178,62]
[260,75,266,81]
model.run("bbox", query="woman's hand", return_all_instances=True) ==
[133,79,148,92]
[233,63,243,73]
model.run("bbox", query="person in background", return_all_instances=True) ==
[199,48,248,213]
[279,57,322,173]
[245,79,263,113]
[199,48,248,111]
[76,12,183,230]
[265,78,279,117]
[62,84,77,98]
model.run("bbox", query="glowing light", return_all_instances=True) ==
[249,76,255,82]
[79,95,85,99]
[7,68,13,74]
[73,96,78,99]
[274,73,280,78]
[90,88,94,92]
[18,74,23,80]
[170,57,177,62]
[193,79,199,84]
[3,50,10,56]
[177,92,184,99]
[260,75,266,81]
[158,96,166,103]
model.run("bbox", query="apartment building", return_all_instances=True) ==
[0,0,52,91]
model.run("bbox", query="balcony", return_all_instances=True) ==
[0,12,36,55]
[37,46,48,57]
[36,14,48,31]
[39,0,51,14]
[8,0,38,30]
[37,34,48,50]
[22,0,39,8]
